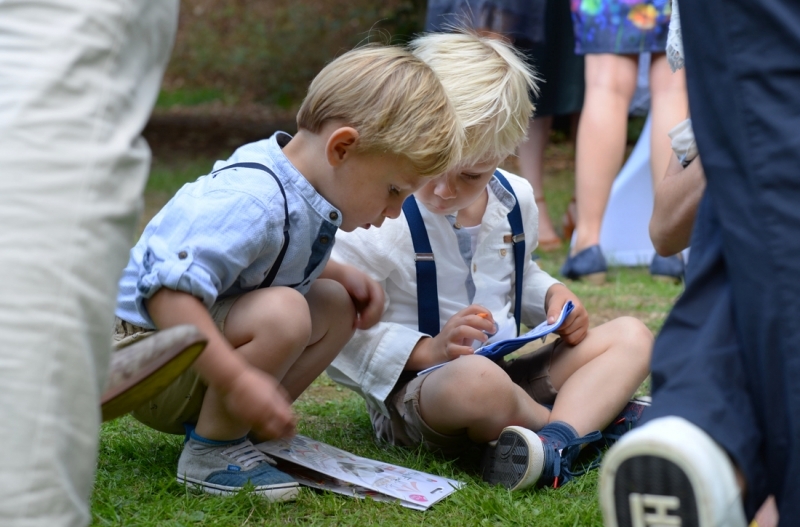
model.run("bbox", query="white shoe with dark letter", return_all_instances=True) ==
[599,416,747,527]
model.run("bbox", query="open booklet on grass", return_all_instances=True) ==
[417,300,575,376]
[256,435,463,510]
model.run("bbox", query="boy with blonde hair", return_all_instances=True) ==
[328,31,653,491]
[113,44,462,501]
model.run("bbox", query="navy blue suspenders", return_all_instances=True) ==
[211,162,289,289]
[403,171,526,337]
[403,193,441,338]
[497,174,526,337]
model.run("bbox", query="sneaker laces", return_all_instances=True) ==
[222,440,277,469]
[599,397,651,447]
[540,430,603,488]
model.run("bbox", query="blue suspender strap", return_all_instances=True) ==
[403,172,525,338]
[210,162,289,288]
[493,171,525,336]
[402,196,441,337]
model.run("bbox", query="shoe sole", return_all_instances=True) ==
[482,426,544,491]
[564,270,607,285]
[651,274,682,285]
[583,272,607,285]
[177,475,300,502]
[101,325,207,422]
[599,417,746,527]
[605,454,700,527]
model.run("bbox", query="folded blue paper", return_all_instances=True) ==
[417,301,575,376]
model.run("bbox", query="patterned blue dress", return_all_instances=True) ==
[425,0,585,116]
[570,0,671,54]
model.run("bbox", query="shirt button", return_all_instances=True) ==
[329,211,339,221]
[500,249,507,257]
[178,251,188,259]
[320,236,330,244]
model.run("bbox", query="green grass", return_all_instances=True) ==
[95,146,681,526]
[94,392,606,526]
[146,157,218,195]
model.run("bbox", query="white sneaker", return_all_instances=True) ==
[599,416,747,527]
[480,426,546,491]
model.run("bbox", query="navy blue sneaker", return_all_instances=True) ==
[598,396,651,449]
[177,437,299,501]
[650,254,684,283]
[481,422,602,490]
[561,245,607,284]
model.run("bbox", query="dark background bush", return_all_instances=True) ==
[160,0,426,110]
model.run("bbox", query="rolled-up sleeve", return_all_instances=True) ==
[134,188,283,325]
[327,321,424,416]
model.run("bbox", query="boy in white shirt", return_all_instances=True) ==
[327,31,654,491]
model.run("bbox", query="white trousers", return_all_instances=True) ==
[0,1,178,525]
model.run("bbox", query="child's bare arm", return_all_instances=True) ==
[545,284,589,346]
[145,288,296,439]
[405,305,496,370]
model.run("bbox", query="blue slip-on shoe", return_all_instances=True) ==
[650,254,684,283]
[481,423,602,491]
[177,437,299,501]
[599,417,747,527]
[561,245,607,284]
[597,396,652,449]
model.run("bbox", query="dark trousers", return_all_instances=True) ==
[644,0,800,522]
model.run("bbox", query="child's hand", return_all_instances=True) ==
[544,284,588,346]
[341,267,385,330]
[408,305,496,369]
[223,366,297,440]
[321,260,385,330]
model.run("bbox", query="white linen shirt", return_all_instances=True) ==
[327,170,561,416]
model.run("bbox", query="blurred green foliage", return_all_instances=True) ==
[161,0,426,109]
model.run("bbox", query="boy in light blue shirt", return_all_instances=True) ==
[113,44,462,501]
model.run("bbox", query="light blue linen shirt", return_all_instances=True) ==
[115,132,342,328]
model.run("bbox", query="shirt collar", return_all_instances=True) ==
[487,173,517,212]
[266,131,342,228]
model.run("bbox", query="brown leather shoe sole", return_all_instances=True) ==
[101,325,207,422]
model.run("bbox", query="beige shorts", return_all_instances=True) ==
[112,295,239,435]
[370,338,564,455]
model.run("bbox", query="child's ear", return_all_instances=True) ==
[326,127,360,167]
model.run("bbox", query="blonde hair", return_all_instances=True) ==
[410,30,538,165]
[297,45,463,177]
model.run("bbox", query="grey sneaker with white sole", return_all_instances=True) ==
[177,437,299,501]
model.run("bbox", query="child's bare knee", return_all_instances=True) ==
[436,356,516,409]
[614,316,654,368]
[253,288,313,346]
[313,279,355,309]
[309,278,357,325]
